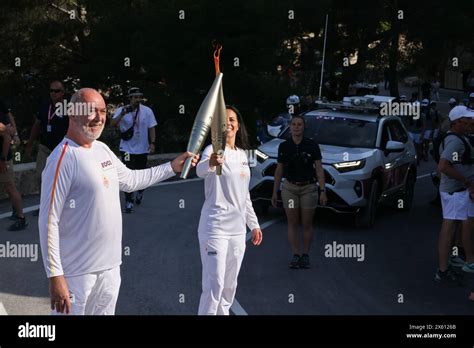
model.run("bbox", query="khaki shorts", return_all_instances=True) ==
[0,160,15,184]
[281,180,318,209]
[36,144,52,182]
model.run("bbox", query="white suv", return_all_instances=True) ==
[250,97,418,227]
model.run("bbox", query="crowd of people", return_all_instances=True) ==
[2,77,474,314]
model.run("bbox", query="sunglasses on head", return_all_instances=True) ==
[50,89,63,93]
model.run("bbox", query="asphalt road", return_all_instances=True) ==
[0,159,473,315]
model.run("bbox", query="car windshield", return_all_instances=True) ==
[280,114,378,148]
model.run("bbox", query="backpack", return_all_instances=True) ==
[432,132,473,164]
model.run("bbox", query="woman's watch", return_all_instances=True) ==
[320,188,326,193]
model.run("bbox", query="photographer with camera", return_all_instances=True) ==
[111,87,157,213]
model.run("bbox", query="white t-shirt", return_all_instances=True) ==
[196,144,260,236]
[112,104,157,154]
[38,138,176,278]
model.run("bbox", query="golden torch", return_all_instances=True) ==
[180,44,227,179]
[211,45,227,175]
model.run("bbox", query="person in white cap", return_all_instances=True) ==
[196,105,262,315]
[448,97,458,109]
[111,87,157,213]
[39,88,199,315]
[286,95,301,116]
[435,105,474,285]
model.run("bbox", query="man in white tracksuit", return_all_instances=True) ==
[196,105,263,315]
[38,88,199,315]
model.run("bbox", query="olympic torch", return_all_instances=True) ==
[180,73,224,179]
[211,82,227,175]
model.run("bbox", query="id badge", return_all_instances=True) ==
[47,125,52,132]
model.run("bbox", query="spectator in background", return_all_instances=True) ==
[110,87,157,214]
[0,100,21,147]
[26,81,69,217]
[0,106,27,231]
[409,92,419,104]
[421,80,431,100]
[468,93,474,109]
[435,106,474,285]
[431,79,441,101]
[407,99,425,165]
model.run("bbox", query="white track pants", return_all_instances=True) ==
[198,233,246,315]
[52,266,121,315]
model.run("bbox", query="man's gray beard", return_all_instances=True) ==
[81,124,104,140]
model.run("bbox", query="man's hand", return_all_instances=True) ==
[209,153,224,167]
[149,143,155,154]
[319,191,328,206]
[49,275,72,314]
[0,161,6,173]
[171,152,200,173]
[251,228,263,246]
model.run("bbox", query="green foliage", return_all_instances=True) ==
[0,0,472,154]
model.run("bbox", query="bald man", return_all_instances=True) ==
[38,88,199,315]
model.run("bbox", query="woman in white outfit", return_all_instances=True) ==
[196,105,263,315]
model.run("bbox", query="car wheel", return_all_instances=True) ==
[399,171,415,211]
[355,180,378,228]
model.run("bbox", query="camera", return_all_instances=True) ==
[123,105,133,113]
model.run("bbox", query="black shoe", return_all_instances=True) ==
[289,254,300,269]
[299,254,310,269]
[8,217,28,231]
[32,209,39,217]
[124,201,133,214]
[435,268,464,286]
[135,192,143,205]
[9,213,18,221]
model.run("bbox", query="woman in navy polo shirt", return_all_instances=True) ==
[272,115,327,269]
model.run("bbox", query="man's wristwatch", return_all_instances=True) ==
[320,188,326,193]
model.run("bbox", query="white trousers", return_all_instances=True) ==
[52,266,121,315]
[198,233,246,315]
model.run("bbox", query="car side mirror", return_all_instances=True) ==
[385,140,404,153]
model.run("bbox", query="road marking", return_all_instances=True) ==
[246,218,282,242]
[230,299,248,315]
[230,217,282,315]
[0,302,8,315]
[0,204,39,220]
[417,173,433,180]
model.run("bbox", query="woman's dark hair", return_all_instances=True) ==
[226,105,251,150]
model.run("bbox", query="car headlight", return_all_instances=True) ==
[332,159,366,173]
[255,149,269,163]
